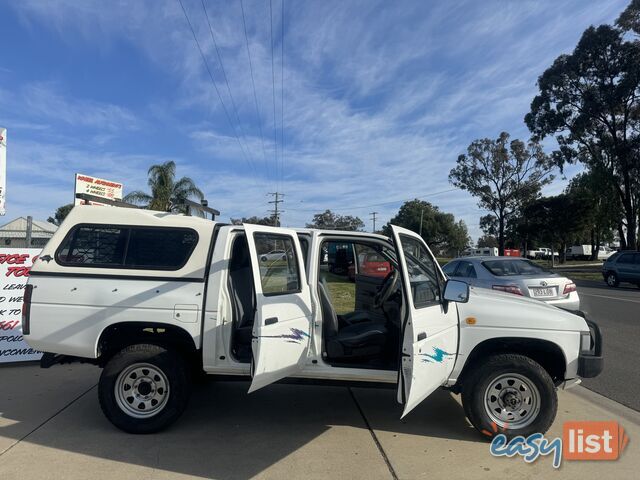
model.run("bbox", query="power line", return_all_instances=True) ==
[286,188,459,213]
[240,0,271,188]
[200,0,258,175]
[268,191,285,227]
[269,0,279,191]
[176,0,252,170]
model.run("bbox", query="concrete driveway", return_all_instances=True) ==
[0,364,638,479]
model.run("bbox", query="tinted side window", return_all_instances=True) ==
[456,261,477,278]
[125,229,198,269]
[57,226,127,266]
[617,253,634,264]
[255,233,301,295]
[56,225,198,270]
[442,261,458,276]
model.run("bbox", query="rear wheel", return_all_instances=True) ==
[605,272,619,287]
[99,344,191,434]
[461,354,557,440]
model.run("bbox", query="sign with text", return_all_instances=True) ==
[0,249,42,363]
[0,127,6,216]
[74,173,123,206]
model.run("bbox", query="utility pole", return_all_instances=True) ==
[370,211,378,233]
[25,216,33,248]
[419,208,424,237]
[268,192,285,227]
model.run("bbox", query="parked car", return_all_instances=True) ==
[24,205,602,439]
[538,248,559,260]
[260,249,287,262]
[525,248,558,260]
[442,256,580,310]
[602,251,640,288]
[348,252,392,280]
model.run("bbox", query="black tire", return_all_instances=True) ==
[98,344,191,434]
[461,354,557,440]
[605,271,619,288]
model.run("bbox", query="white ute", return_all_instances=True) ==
[23,205,603,437]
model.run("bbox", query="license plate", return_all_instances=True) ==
[532,287,554,297]
[377,267,387,271]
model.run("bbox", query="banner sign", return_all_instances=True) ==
[0,127,6,216]
[74,173,123,206]
[0,249,42,363]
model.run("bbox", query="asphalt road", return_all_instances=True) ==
[575,279,640,411]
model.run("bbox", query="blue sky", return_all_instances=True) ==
[0,0,630,240]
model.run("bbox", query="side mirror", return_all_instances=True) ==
[443,279,469,303]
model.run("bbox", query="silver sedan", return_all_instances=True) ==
[442,256,580,310]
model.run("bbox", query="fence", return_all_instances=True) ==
[0,216,56,249]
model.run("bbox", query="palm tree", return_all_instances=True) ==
[124,161,204,214]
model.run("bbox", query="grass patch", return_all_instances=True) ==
[563,272,605,282]
[320,271,356,315]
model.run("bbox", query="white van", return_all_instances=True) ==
[23,206,603,437]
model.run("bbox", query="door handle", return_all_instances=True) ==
[417,332,427,341]
[265,317,279,326]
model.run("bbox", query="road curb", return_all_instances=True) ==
[566,386,640,426]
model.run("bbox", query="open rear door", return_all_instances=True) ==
[244,224,313,393]
[391,225,459,418]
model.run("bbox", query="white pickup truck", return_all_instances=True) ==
[23,206,603,437]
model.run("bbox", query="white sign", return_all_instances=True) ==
[74,173,123,206]
[0,127,6,216]
[0,248,42,363]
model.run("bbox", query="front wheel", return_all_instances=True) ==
[98,344,191,434]
[461,354,557,439]
[605,272,619,287]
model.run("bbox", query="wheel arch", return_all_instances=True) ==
[96,322,199,367]
[455,337,567,391]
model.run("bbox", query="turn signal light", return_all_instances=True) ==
[563,282,577,295]
[492,285,523,296]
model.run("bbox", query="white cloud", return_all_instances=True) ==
[3,0,630,240]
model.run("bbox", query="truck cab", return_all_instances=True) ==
[23,206,603,437]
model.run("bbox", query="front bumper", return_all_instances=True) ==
[577,317,604,378]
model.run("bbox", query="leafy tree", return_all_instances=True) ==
[230,215,276,226]
[617,0,640,36]
[47,203,74,226]
[306,210,364,231]
[449,132,554,255]
[477,234,498,248]
[124,161,204,214]
[565,169,619,259]
[382,199,470,255]
[526,24,640,249]
[523,194,591,263]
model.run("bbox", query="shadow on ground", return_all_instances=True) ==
[0,364,481,479]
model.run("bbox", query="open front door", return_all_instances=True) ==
[391,225,459,418]
[244,224,313,393]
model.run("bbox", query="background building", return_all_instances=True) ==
[0,216,57,248]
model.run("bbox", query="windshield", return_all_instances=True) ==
[482,259,550,276]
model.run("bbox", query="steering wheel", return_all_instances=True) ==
[374,270,399,308]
